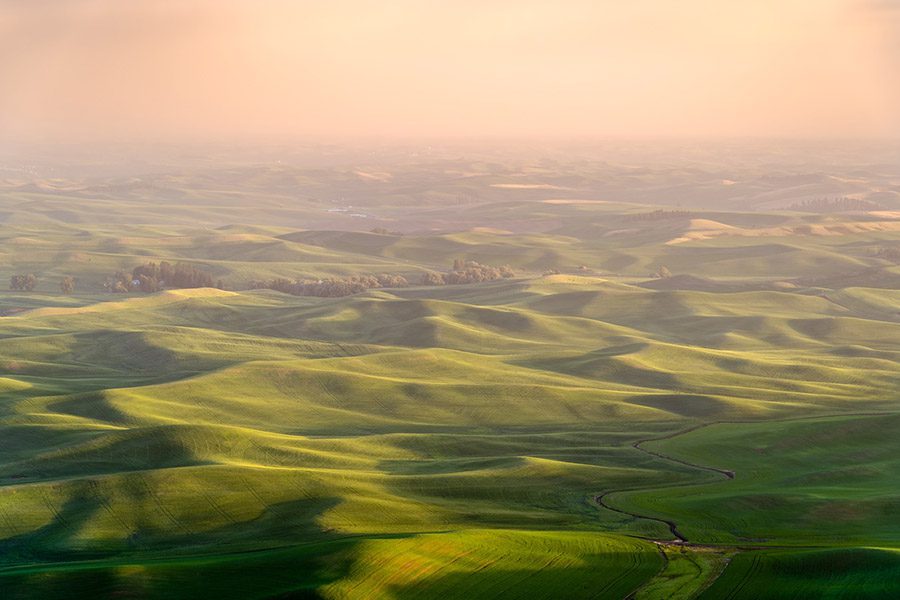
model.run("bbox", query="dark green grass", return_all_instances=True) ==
[699,548,900,599]
[0,530,662,600]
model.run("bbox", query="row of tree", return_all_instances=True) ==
[420,260,514,286]
[251,261,515,298]
[10,259,515,298]
[875,246,900,263]
[251,273,409,297]
[789,197,885,213]
[369,227,403,236]
[626,209,694,221]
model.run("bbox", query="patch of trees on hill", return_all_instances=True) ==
[370,227,403,236]
[789,197,886,213]
[252,273,409,298]
[9,274,37,291]
[626,209,693,221]
[9,274,77,294]
[105,262,219,293]
[420,260,514,286]
[60,276,76,294]
[875,246,900,262]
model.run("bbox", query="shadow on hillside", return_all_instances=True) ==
[0,480,107,565]
[0,478,342,560]
[512,342,685,392]
[626,393,728,418]
[0,492,358,599]
[48,390,133,425]
[0,425,212,483]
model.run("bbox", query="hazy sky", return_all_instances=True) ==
[1,0,898,141]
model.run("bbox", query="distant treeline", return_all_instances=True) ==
[251,273,409,297]
[105,262,220,293]
[789,197,885,213]
[626,209,694,221]
[251,261,515,298]
[420,260,514,286]
[12,259,514,298]
[875,246,900,262]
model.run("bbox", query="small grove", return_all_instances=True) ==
[105,262,221,293]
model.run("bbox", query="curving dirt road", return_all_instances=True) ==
[594,412,894,543]
[594,422,735,544]
[595,491,688,543]
[632,425,735,481]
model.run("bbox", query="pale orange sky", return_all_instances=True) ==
[1,0,898,141]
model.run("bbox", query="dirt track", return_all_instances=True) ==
[594,422,735,544]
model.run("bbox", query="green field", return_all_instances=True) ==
[0,530,664,600]
[0,149,898,597]
[699,548,900,599]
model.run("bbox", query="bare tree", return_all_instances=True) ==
[60,276,76,294]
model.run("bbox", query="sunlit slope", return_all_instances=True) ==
[318,530,662,600]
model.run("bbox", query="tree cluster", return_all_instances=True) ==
[419,260,514,286]
[105,262,217,293]
[875,246,900,263]
[370,227,403,236]
[104,272,132,294]
[627,209,693,221]
[9,274,37,291]
[60,276,76,294]
[789,197,885,213]
[252,273,409,298]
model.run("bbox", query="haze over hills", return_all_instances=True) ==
[2,141,899,230]
[3,0,900,597]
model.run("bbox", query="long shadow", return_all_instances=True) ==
[0,495,370,600]
[0,481,107,565]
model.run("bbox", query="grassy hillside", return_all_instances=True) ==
[0,176,898,598]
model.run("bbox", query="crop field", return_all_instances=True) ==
[699,548,900,599]
[0,531,663,600]
[0,148,898,597]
